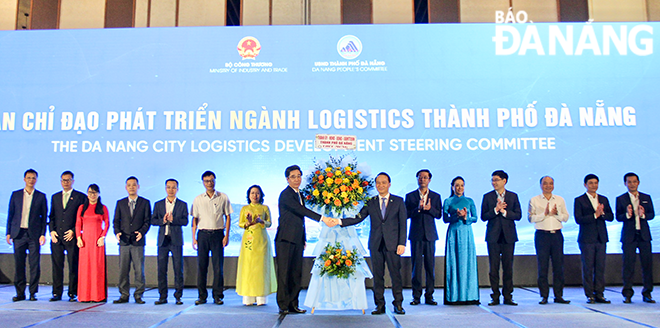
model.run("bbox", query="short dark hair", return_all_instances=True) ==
[584,174,599,184]
[492,170,508,181]
[285,165,302,178]
[539,175,553,184]
[166,178,179,187]
[416,169,432,179]
[24,169,38,178]
[376,172,391,183]
[246,185,265,204]
[623,172,639,183]
[126,176,139,184]
[202,171,216,180]
[61,171,74,179]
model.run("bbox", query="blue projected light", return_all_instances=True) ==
[0,22,658,257]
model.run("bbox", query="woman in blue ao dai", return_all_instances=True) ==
[443,176,480,305]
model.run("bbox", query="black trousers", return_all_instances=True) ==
[13,229,41,297]
[51,240,79,297]
[487,241,515,300]
[275,240,303,311]
[410,239,435,301]
[371,239,404,309]
[534,230,564,298]
[197,229,224,301]
[579,242,606,298]
[622,232,653,298]
[157,236,184,300]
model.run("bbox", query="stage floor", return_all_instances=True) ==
[0,284,658,328]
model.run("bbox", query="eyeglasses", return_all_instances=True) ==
[61,179,72,182]
[288,175,302,179]
[203,179,215,184]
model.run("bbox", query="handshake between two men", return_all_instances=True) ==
[320,216,340,227]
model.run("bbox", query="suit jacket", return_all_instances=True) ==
[7,189,48,240]
[49,189,87,245]
[616,192,655,243]
[113,196,151,246]
[574,193,614,244]
[341,195,407,251]
[151,198,189,246]
[275,186,321,245]
[405,189,442,241]
[481,190,522,244]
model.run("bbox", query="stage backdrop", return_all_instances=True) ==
[0,22,658,257]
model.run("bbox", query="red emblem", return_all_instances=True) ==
[237,36,261,59]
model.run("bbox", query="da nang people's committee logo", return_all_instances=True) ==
[337,35,362,59]
[237,36,261,59]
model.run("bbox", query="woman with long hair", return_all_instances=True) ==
[76,184,109,302]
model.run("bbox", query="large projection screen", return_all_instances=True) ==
[0,23,658,257]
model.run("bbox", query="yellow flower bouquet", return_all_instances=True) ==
[317,242,361,279]
[301,155,374,216]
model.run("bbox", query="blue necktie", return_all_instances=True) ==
[381,197,387,219]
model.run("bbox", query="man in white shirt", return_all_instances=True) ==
[191,171,232,305]
[6,169,48,302]
[528,176,570,304]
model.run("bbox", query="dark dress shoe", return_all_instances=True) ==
[214,298,224,305]
[29,294,38,301]
[539,297,548,304]
[12,295,26,302]
[195,299,207,305]
[425,299,438,305]
[623,296,632,304]
[488,299,500,306]
[554,298,570,304]
[113,297,129,304]
[586,297,595,304]
[393,305,406,315]
[643,296,656,303]
[594,296,611,304]
[410,299,421,305]
[175,298,183,305]
[371,307,386,315]
[288,307,306,314]
[154,299,168,305]
[50,296,62,302]
[503,299,518,306]
[68,296,77,302]
[135,298,146,304]
[278,309,289,315]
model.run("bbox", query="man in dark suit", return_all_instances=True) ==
[6,169,48,302]
[152,179,189,305]
[481,170,521,306]
[332,172,407,315]
[275,165,330,315]
[112,176,151,304]
[616,172,655,303]
[48,170,86,302]
[405,169,442,305]
[574,173,613,304]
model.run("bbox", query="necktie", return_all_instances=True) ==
[130,199,136,216]
[298,192,303,205]
[381,197,387,219]
[63,191,69,209]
